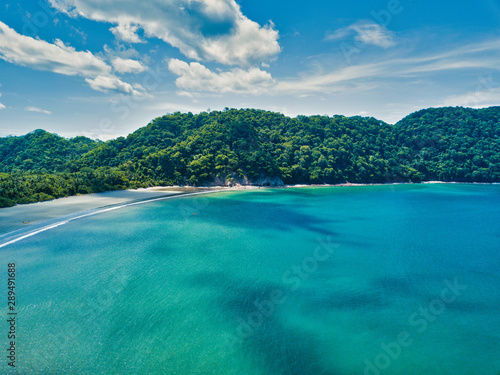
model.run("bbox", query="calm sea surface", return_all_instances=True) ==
[1,184,499,374]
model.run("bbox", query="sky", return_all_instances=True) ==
[1,0,500,140]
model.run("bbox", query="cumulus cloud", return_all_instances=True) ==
[25,106,52,114]
[326,21,395,48]
[111,57,146,73]
[48,0,281,66]
[168,58,275,94]
[0,21,141,95]
[0,102,5,110]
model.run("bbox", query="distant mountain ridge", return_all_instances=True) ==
[0,106,499,207]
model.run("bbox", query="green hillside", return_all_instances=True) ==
[0,129,100,173]
[393,107,500,181]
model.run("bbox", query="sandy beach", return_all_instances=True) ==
[0,187,201,236]
[0,181,489,238]
[0,185,263,237]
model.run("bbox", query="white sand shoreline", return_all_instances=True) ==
[1,181,497,240]
[0,185,263,240]
[0,188,200,236]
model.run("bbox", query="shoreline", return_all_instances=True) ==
[0,185,260,242]
[0,188,199,237]
[0,181,498,242]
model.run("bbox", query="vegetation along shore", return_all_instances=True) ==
[1,106,499,208]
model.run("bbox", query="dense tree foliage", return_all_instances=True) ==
[69,109,401,185]
[1,107,499,207]
[0,129,100,173]
[0,169,144,208]
[393,107,500,182]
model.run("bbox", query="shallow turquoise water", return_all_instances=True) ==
[1,184,499,375]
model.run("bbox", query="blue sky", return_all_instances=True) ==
[1,0,500,139]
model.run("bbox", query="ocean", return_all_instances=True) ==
[1,184,499,374]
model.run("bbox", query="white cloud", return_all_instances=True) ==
[278,39,500,95]
[276,63,382,94]
[0,102,5,110]
[85,75,143,95]
[168,58,275,94]
[326,21,395,48]
[111,57,146,73]
[441,76,500,108]
[0,21,141,95]
[167,38,500,98]
[25,106,52,114]
[0,21,110,77]
[48,0,281,66]
[110,24,145,43]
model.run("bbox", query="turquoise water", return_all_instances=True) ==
[1,184,499,375]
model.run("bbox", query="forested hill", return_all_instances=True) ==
[394,106,500,181]
[1,106,499,207]
[0,129,100,173]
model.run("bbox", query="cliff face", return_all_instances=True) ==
[208,175,284,187]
